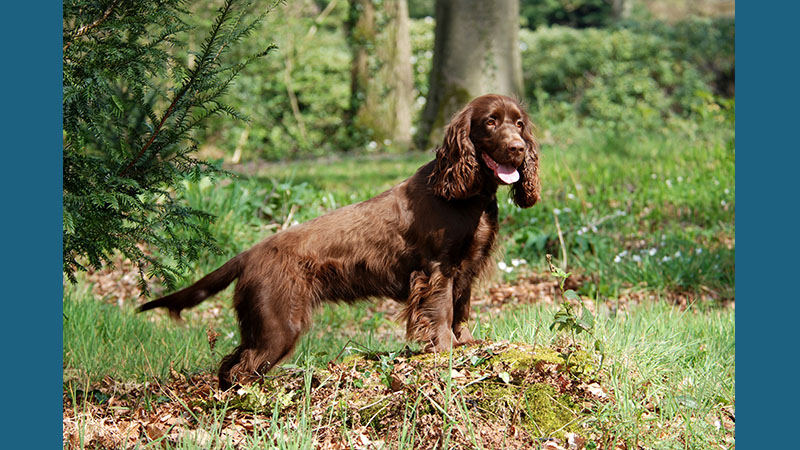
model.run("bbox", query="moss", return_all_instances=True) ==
[485,345,563,370]
[465,382,578,439]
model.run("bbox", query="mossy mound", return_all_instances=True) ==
[203,341,611,449]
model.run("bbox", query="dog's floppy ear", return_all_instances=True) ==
[511,114,541,208]
[430,106,480,200]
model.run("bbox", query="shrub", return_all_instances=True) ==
[520,20,732,132]
[63,0,275,291]
[521,0,615,30]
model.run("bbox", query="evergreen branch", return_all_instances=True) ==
[63,0,121,52]
[119,0,239,177]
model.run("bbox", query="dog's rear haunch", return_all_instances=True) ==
[138,94,541,389]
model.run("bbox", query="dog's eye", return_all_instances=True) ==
[486,118,496,127]
[516,120,524,129]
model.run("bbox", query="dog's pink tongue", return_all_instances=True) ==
[495,163,520,184]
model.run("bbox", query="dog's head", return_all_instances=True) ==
[430,94,541,207]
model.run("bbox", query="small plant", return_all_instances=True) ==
[546,254,605,374]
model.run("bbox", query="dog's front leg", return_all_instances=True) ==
[452,282,478,344]
[404,266,457,351]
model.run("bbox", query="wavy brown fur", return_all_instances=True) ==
[138,94,541,389]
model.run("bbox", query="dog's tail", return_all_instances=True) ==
[137,253,246,320]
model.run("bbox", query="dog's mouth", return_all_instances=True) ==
[481,152,520,184]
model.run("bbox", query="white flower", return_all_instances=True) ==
[677,176,684,183]
[632,255,641,263]
[666,179,673,188]
[721,200,727,206]
[651,173,657,179]
[714,178,720,186]
[498,261,508,271]
[695,248,703,254]
[383,139,392,146]
[511,258,526,267]
[613,255,622,263]
[367,141,378,150]
[648,248,657,256]
[674,251,682,258]
[662,256,672,262]
[553,208,561,215]
[567,193,576,200]
[563,207,572,213]
[724,188,730,194]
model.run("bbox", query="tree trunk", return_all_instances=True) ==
[415,0,523,149]
[382,0,413,148]
[347,0,414,150]
[347,0,376,137]
[612,0,633,20]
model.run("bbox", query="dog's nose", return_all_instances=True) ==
[509,140,526,155]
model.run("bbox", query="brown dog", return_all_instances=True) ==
[138,94,541,389]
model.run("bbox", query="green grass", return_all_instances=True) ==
[473,301,734,449]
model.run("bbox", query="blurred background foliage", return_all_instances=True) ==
[188,0,733,161]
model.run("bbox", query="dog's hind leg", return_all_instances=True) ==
[218,282,307,389]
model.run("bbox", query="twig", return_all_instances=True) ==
[552,209,567,271]
[281,204,298,230]
[305,0,339,40]
[63,0,121,52]
[283,46,309,146]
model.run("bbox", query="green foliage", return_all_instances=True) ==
[409,17,435,112]
[626,17,735,96]
[198,5,436,160]
[521,0,615,30]
[520,18,733,134]
[407,0,434,19]
[521,25,708,132]
[195,1,355,160]
[63,0,277,292]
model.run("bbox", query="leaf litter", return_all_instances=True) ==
[64,341,613,449]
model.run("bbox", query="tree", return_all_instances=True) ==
[415,0,523,149]
[347,0,414,149]
[63,0,276,293]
